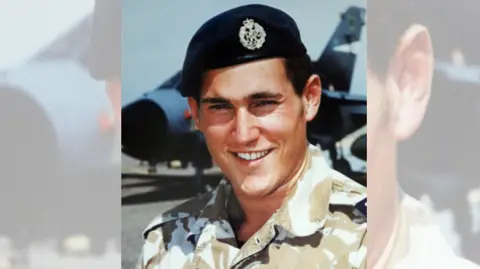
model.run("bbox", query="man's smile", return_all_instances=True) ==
[230,148,274,162]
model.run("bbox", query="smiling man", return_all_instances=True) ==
[136,4,367,269]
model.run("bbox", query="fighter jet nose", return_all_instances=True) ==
[121,88,191,165]
[0,85,59,167]
[122,98,168,161]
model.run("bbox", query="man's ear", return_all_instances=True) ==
[387,24,434,141]
[302,74,322,122]
[187,97,200,129]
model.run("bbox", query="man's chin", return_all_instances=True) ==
[237,176,276,197]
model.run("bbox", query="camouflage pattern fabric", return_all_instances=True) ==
[135,144,367,269]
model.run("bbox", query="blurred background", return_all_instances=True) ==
[384,0,480,264]
[121,0,366,269]
[0,0,120,268]
[367,0,480,265]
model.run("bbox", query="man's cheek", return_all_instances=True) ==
[258,123,286,137]
[204,129,223,144]
[259,113,296,132]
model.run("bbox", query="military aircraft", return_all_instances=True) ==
[122,5,366,185]
[0,0,119,256]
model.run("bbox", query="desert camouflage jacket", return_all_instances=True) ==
[136,144,367,269]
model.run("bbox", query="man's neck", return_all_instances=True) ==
[232,146,310,240]
[369,157,402,268]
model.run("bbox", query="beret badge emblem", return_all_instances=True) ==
[238,18,266,50]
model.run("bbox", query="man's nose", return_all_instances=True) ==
[233,108,259,144]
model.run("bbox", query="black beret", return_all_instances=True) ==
[178,4,308,97]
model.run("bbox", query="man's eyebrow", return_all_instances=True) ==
[248,91,283,100]
[200,97,229,104]
[200,91,282,104]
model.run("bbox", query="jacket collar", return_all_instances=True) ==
[186,144,337,244]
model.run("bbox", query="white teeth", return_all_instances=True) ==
[236,150,269,161]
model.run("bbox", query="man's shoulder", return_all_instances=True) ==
[314,170,367,268]
[142,191,214,239]
[327,168,366,210]
[307,144,366,205]
[307,144,367,221]
[138,193,216,269]
[315,167,368,245]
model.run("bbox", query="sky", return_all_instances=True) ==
[122,0,366,105]
[0,0,95,71]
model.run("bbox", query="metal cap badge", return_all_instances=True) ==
[238,18,266,50]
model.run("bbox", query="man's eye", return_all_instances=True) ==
[253,100,278,107]
[209,104,230,110]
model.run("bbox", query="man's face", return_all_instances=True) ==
[188,58,320,197]
[367,68,396,179]
[367,24,435,186]
[366,25,435,262]
[367,68,398,216]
